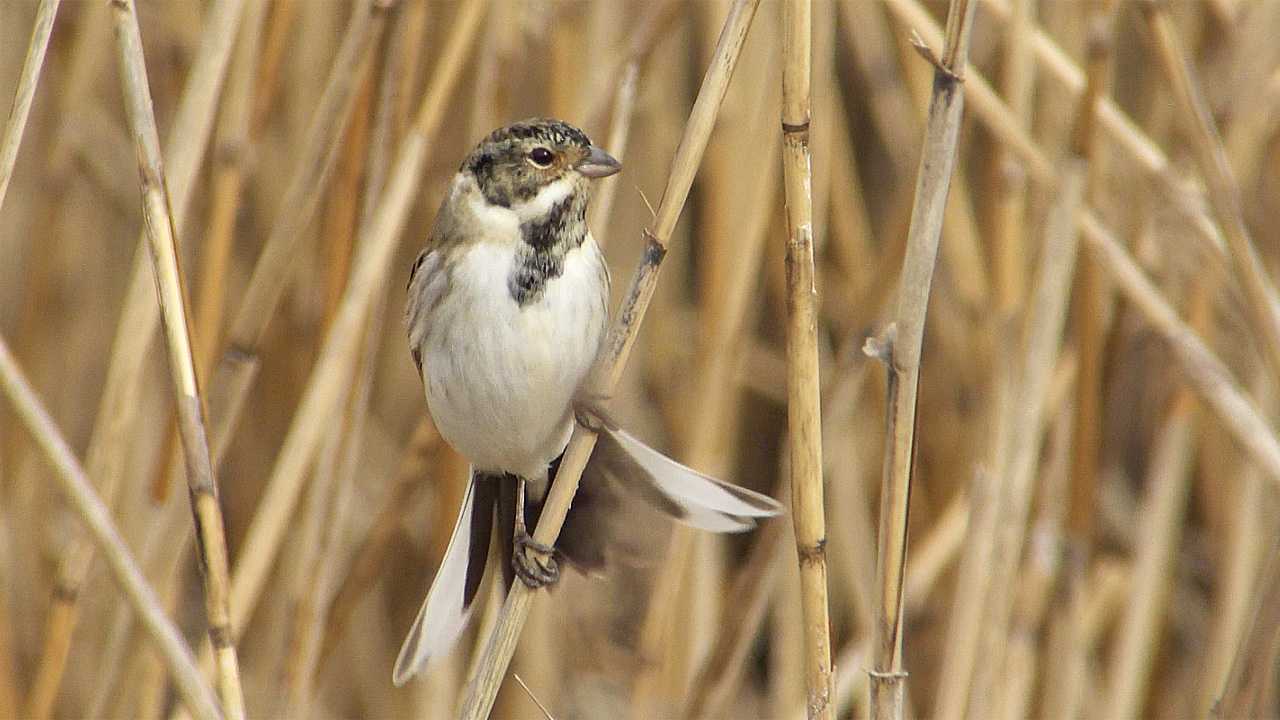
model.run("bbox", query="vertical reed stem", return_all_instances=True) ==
[867,2,977,719]
[781,0,833,717]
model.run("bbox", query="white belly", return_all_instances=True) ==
[420,239,607,479]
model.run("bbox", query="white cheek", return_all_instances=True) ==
[464,189,519,237]
[512,176,574,222]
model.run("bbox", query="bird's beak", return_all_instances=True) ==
[576,145,622,178]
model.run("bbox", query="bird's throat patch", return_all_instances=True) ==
[508,195,587,306]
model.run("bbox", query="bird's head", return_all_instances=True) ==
[461,118,621,220]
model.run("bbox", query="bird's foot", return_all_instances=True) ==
[513,531,560,589]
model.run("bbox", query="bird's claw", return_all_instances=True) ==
[513,531,559,589]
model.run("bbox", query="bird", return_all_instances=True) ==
[394,118,783,686]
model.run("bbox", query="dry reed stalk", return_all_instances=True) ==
[220,0,388,365]
[685,519,786,718]
[1138,0,1280,381]
[279,98,375,718]
[837,0,919,174]
[1212,532,1280,718]
[932,368,1013,719]
[990,0,1034,313]
[780,0,833,716]
[866,2,977,718]
[217,0,485,656]
[151,0,268,505]
[586,1,680,236]
[0,0,60,215]
[0,335,221,720]
[888,0,1280,490]
[888,15,988,316]
[806,491,971,720]
[110,0,247,713]
[688,356,870,719]
[1002,409,1074,720]
[975,0,1247,266]
[318,419,442,668]
[1058,9,1115,717]
[1078,215,1280,484]
[457,2,762,717]
[1102,286,1212,720]
[249,0,298,135]
[1198,382,1276,718]
[196,0,266,379]
[968,160,1085,719]
[631,11,779,713]
[22,1,247,715]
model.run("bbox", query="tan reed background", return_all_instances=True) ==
[1,0,1279,718]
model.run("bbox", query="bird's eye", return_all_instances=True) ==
[528,147,554,168]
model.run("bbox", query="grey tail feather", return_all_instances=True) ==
[392,471,496,686]
[589,424,783,532]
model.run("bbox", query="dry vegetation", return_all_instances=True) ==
[2,0,1279,718]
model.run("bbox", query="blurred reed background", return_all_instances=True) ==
[1,0,1279,718]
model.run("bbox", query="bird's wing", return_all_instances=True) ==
[392,472,494,686]
[404,247,449,376]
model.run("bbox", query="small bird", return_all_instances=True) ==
[394,118,782,686]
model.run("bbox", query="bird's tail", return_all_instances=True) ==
[392,416,783,685]
[586,422,783,533]
[392,473,495,686]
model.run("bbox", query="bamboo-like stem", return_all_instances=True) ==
[21,1,247,716]
[803,492,970,720]
[456,2,762,717]
[781,0,832,716]
[1138,0,1280,383]
[867,2,977,718]
[0,0,61,215]
[221,0,484,652]
[110,1,246,715]
[0,335,221,720]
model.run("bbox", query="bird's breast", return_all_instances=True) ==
[418,238,608,478]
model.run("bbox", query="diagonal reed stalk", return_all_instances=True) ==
[867,2,977,719]
[21,2,247,715]
[1136,0,1280,383]
[109,0,247,715]
[212,0,486,660]
[0,335,221,720]
[0,0,60,216]
[457,1,762,717]
[882,0,1280,493]
[781,0,833,717]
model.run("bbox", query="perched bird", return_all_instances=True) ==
[394,118,782,686]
